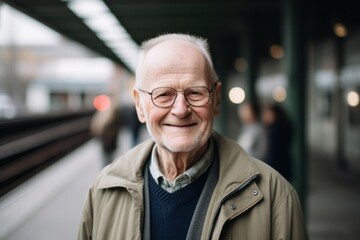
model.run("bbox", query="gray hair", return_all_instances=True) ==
[135,33,218,85]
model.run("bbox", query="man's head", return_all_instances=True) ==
[133,33,222,153]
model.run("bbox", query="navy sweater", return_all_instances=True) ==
[148,167,209,240]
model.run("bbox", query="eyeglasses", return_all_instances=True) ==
[137,82,218,108]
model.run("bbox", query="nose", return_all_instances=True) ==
[171,92,191,117]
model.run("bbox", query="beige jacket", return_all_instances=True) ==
[78,132,309,240]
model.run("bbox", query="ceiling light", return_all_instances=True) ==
[67,0,139,72]
[68,0,108,18]
[97,31,129,42]
[84,12,119,32]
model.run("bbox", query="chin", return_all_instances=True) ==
[165,144,197,153]
[162,137,205,153]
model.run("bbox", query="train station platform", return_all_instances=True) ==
[307,152,360,240]
[0,139,102,240]
[1,130,360,240]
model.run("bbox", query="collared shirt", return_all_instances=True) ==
[149,139,214,193]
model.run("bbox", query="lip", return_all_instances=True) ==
[164,123,197,128]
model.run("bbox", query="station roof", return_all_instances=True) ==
[3,0,360,73]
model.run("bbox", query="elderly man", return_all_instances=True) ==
[78,33,308,240]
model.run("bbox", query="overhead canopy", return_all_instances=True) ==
[3,0,360,73]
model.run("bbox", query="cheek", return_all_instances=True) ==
[142,100,153,119]
[142,100,164,124]
[197,107,215,126]
[208,99,220,118]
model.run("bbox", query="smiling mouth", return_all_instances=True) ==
[165,123,196,127]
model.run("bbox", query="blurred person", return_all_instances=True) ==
[120,105,144,146]
[262,103,293,182]
[90,102,121,166]
[78,33,308,239]
[237,101,267,160]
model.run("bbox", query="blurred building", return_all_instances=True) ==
[0,4,134,118]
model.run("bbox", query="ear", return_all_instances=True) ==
[133,88,146,123]
[214,82,222,115]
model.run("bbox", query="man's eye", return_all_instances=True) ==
[160,91,173,96]
[189,90,202,95]
[154,90,174,98]
[187,89,206,100]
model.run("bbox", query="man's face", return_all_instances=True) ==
[133,40,221,153]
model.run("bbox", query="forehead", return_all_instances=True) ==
[145,39,204,62]
[140,40,210,85]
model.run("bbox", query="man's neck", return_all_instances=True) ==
[156,143,208,181]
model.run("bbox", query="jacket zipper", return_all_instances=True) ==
[207,174,259,240]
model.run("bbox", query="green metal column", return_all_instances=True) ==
[243,26,259,108]
[335,37,347,169]
[283,0,307,208]
[213,38,229,136]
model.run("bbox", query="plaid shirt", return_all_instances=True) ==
[149,139,214,193]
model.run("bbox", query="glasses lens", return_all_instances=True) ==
[185,87,209,106]
[152,88,177,107]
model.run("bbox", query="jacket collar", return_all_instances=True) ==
[97,131,261,192]
[211,131,261,195]
[97,139,155,189]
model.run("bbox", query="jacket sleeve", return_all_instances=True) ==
[272,189,309,240]
[77,189,94,240]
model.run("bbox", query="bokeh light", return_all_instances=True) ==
[93,94,111,111]
[347,91,359,107]
[270,44,285,59]
[229,87,246,104]
[272,86,287,102]
[334,23,348,38]
[234,58,248,72]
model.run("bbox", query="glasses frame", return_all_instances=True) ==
[137,82,219,108]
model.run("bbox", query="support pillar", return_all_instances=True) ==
[213,38,229,136]
[335,37,347,169]
[283,0,307,208]
[243,26,259,108]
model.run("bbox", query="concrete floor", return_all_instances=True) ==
[0,140,102,240]
[306,152,360,240]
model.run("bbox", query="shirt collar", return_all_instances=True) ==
[149,139,214,193]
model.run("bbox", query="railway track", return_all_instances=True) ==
[0,111,94,197]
